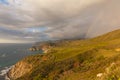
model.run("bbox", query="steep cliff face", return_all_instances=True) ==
[8,61,33,80]
[29,42,54,53]
[8,54,44,80]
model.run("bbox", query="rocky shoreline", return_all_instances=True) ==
[0,66,14,80]
[6,66,13,80]
[5,74,10,80]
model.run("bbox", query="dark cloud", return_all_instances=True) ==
[0,0,120,43]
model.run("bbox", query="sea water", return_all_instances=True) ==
[0,43,39,80]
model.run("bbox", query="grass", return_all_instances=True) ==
[12,29,120,80]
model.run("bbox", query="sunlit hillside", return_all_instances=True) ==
[7,29,120,80]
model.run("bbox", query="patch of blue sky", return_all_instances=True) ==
[0,0,9,5]
[37,27,47,32]
[25,27,48,33]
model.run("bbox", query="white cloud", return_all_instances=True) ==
[0,0,120,43]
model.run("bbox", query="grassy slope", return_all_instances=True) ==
[17,29,120,80]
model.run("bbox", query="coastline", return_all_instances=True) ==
[0,66,14,80]
[5,75,10,80]
[5,66,14,80]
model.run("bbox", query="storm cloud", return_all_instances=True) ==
[0,0,120,43]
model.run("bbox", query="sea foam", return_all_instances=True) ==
[0,66,13,80]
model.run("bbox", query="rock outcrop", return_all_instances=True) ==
[8,61,33,80]
[29,42,55,53]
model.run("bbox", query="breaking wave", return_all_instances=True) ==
[0,66,13,80]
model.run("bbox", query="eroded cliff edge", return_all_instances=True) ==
[8,60,33,80]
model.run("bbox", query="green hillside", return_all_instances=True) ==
[91,29,120,41]
[8,29,120,80]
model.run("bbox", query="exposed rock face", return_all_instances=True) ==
[29,42,54,53]
[115,48,120,51]
[41,45,51,53]
[8,61,33,80]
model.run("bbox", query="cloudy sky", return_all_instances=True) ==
[0,0,120,43]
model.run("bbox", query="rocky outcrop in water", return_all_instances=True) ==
[29,41,56,53]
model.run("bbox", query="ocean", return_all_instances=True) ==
[0,43,38,80]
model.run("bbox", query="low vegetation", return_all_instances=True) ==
[9,29,120,80]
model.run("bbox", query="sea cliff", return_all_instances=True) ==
[7,29,120,80]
